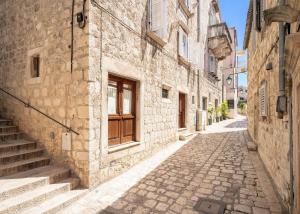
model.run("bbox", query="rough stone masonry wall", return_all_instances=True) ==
[87,0,223,186]
[0,0,91,187]
[247,0,291,206]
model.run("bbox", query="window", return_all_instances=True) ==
[178,27,189,59]
[208,55,217,73]
[162,88,169,99]
[192,96,195,104]
[215,99,219,108]
[178,0,192,17]
[228,100,235,109]
[148,0,168,40]
[209,7,217,26]
[108,75,136,146]
[184,0,191,9]
[202,97,208,110]
[254,0,265,32]
[197,1,201,42]
[259,82,268,117]
[108,81,118,115]
[31,55,40,78]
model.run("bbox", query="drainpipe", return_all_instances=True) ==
[277,0,287,118]
[288,75,294,214]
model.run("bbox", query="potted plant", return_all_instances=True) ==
[207,107,214,125]
[216,106,221,122]
[221,101,229,120]
[239,102,246,115]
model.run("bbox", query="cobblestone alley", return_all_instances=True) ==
[61,117,284,214]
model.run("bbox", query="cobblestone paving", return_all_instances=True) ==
[99,120,282,214]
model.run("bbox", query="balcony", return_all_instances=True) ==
[207,23,232,61]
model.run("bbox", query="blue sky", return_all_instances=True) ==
[220,0,249,87]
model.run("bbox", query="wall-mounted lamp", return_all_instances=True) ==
[226,75,233,85]
[77,0,87,29]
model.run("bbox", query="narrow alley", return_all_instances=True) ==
[61,117,283,214]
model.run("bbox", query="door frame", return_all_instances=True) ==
[100,57,145,156]
[108,74,136,146]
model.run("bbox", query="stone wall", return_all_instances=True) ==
[0,0,91,187]
[88,0,224,186]
[246,0,300,207]
[0,0,225,188]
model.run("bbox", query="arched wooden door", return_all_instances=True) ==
[108,75,136,146]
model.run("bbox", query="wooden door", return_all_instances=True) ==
[108,75,136,146]
[179,93,186,128]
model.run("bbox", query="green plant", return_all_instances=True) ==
[216,106,222,117]
[221,101,229,118]
[207,107,214,119]
[239,102,246,111]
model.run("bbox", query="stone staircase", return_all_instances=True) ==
[0,118,87,214]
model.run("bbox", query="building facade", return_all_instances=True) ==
[0,0,231,189]
[244,0,300,212]
[222,28,238,118]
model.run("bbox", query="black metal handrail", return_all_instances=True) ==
[0,88,80,135]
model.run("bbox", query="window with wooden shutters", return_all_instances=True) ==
[185,0,191,10]
[259,82,268,117]
[197,1,201,42]
[178,27,189,59]
[148,0,168,43]
[254,0,262,32]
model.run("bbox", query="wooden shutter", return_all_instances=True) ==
[187,36,192,61]
[178,28,184,57]
[186,0,191,10]
[150,0,168,38]
[261,0,265,29]
[259,82,267,116]
[197,1,200,42]
[254,0,262,31]
[148,0,152,28]
[162,0,168,38]
[151,0,163,34]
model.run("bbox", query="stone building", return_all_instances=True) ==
[222,28,239,118]
[244,0,300,212]
[0,0,232,209]
[237,86,247,104]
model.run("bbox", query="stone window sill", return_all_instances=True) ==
[178,0,192,18]
[27,77,42,85]
[178,128,187,132]
[178,55,191,69]
[162,98,171,104]
[178,20,189,34]
[146,31,167,48]
[108,141,141,154]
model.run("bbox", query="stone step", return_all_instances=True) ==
[21,189,88,214]
[179,132,194,141]
[0,140,37,154]
[0,157,50,177]
[0,125,18,132]
[3,165,71,182]
[0,119,12,126]
[58,177,81,190]
[0,148,44,164]
[0,182,71,214]
[0,132,22,141]
[247,141,258,151]
[0,166,71,202]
